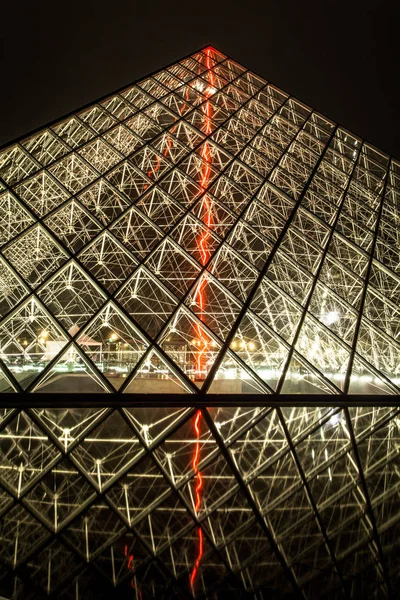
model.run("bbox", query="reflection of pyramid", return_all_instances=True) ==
[0,47,399,598]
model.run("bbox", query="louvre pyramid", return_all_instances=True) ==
[0,46,399,598]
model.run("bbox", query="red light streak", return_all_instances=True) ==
[141,51,215,593]
[124,544,143,599]
[190,51,216,593]
[143,87,190,191]
[190,410,204,591]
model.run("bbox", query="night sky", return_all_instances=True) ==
[1,0,398,158]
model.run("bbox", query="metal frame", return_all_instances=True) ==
[0,45,399,599]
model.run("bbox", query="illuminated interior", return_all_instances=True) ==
[0,45,399,598]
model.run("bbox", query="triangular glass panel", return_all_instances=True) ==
[122,407,190,445]
[24,458,95,531]
[208,243,258,302]
[115,266,178,339]
[227,218,274,269]
[77,178,130,225]
[294,315,350,391]
[3,224,68,288]
[280,351,339,395]
[14,170,70,217]
[110,205,163,258]
[123,347,195,393]
[207,348,268,394]
[308,281,358,346]
[228,311,290,391]
[78,137,122,173]
[266,249,314,306]
[135,186,185,231]
[0,256,29,320]
[145,238,201,298]
[77,231,137,293]
[106,455,171,526]
[49,153,97,194]
[185,271,242,340]
[158,306,222,386]
[0,505,50,566]
[170,213,221,265]
[106,160,151,201]
[21,129,69,166]
[191,192,237,240]
[31,344,111,393]
[77,301,149,390]
[348,355,398,395]
[0,296,68,390]
[43,199,102,252]
[70,410,142,490]
[250,275,303,343]
[0,410,60,494]
[356,318,400,388]
[37,261,106,330]
[0,190,35,245]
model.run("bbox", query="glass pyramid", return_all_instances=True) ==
[0,46,399,598]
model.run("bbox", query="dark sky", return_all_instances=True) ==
[1,0,398,158]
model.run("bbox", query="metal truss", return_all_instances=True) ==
[0,45,399,598]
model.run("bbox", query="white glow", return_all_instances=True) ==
[322,311,339,325]
[328,412,341,427]
[193,81,205,92]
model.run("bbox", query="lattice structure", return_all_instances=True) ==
[0,46,399,599]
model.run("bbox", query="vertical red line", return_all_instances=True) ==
[190,48,215,594]
[190,410,204,590]
[124,545,141,597]
[194,47,215,380]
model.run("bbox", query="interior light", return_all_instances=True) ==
[323,311,339,325]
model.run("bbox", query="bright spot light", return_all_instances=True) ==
[323,311,339,325]
[193,80,205,92]
[248,342,256,351]
[328,412,341,427]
